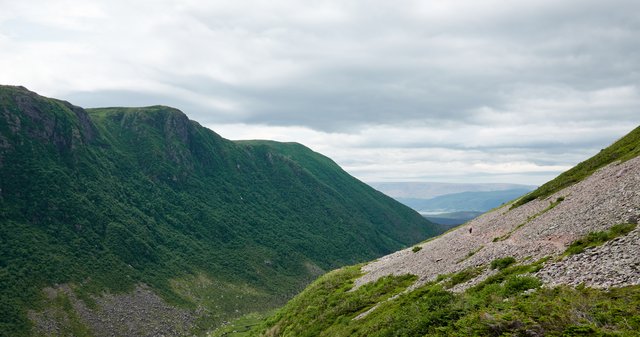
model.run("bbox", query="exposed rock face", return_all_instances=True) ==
[29,285,195,337]
[0,85,97,153]
[355,156,640,291]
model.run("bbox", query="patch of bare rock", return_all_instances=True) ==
[355,156,640,292]
[536,225,640,288]
[29,284,195,337]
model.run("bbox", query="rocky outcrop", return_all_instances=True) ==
[0,85,97,153]
[355,155,640,291]
[536,226,640,288]
[29,285,195,337]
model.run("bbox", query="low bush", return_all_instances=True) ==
[444,266,485,288]
[503,275,541,296]
[490,257,516,270]
[565,223,637,255]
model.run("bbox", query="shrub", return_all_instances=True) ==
[412,246,422,253]
[503,275,541,296]
[562,325,597,336]
[490,257,516,270]
[565,223,637,255]
[445,267,485,288]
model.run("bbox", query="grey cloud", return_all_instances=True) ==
[50,0,640,133]
[3,0,640,184]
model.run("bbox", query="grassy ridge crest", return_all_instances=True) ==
[512,125,640,208]
[0,85,439,336]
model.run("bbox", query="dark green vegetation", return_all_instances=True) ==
[443,266,485,288]
[0,86,440,336]
[254,258,640,336]
[565,223,637,255]
[412,246,422,253]
[513,125,640,208]
[253,265,417,337]
[490,256,516,270]
[210,312,269,337]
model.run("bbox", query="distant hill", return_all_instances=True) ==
[372,184,534,227]
[0,86,441,336]
[422,211,484,227]
[398,188,534,214]
[369,182,535,199]
[251,125,640,337]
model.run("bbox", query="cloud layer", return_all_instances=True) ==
[1,0,638,184]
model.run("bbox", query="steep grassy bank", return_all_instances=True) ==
[253,259,640,337]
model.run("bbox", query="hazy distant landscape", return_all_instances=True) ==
[371,183,535,225]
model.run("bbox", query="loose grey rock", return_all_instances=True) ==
[29,284,195,337]
[355,156,640,292]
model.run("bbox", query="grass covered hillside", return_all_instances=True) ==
[250,124,640,337]
[251,261,640,337]
[0,86,440,336]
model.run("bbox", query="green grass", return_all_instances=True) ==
[565,223,637,255]
[253,265,416,337]
[170,274,276,335]
[444,266,485,288]
[472,257,548,291]
[254,257,640,336]
[208,312,271,337]
[412,246,422,253]
[50,292,93,337]
[512,125,640,208]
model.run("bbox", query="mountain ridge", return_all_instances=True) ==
[0,85,441,336]
[369,182,536,200]
[397,188,534,214]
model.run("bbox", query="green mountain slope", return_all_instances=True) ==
[0,86,440,336]
[250,263,640,337]
[251,125,640,337]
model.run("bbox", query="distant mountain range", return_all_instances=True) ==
[0,86,441,337]
[370,183,535,226]
[369,182,536,200]
[397,188,535,214]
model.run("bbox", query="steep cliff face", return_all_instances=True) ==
[0,86,441,337]
[253,126,640,337]
[0,86,97,164]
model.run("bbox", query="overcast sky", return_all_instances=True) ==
[1,0,639,184]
